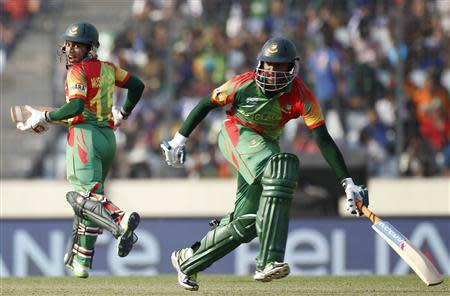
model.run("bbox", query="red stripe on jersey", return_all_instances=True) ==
[228,114,265,135]
[115,72,131,87]
[308,121,325,129]
[82,60,101,100]
[224,119,240,146]
[89,182,101,195]
[231,152,240,170]
[77,143,88,164]
[278,80,302,127]
[80,129,87,145]
[229,72,255,99]
[67,127,74,147]
[296,78,316,116]
[71,113,85,125]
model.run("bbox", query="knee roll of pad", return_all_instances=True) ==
[66,191,122,238]
[262,153,300,197]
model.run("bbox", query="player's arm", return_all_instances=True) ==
[47,98,84,121]
[311,124,369,215]
[299,76,368,216]
[115,75,145,118]
[48,66,87,121]
[311,124,349,180]
[15,98,84,132]
[171,76,238,139]
[179,96,218,137]
[161,75,238,167]
[161,96,219,167]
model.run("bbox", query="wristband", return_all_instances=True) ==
[44,111,51,122]
[171,131,188,146]
[341,177,354,188]
[120,107,130,120]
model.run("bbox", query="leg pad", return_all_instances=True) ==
[257,153,299,269]
[66,191,122,238]
[181,214,257,275]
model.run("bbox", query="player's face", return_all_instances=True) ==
[64,41,88,65]
[262,62,291,84]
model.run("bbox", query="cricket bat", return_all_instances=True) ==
[10,105,68,126]
[356,200,443,286]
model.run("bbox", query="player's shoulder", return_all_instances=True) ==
[66,63,85,80]
[292,76,306,88]
[100,60,116,68]
[234,71,255,80]
[232,71,255,83]
[216,71,255,92]
[227,71,255,91]
[290,76,315,100]
[292,76,312,92]
[70,59,100,72]
[68,62,82,73]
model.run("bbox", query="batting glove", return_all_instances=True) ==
[161,131,187,168]
[16,105,49,134]
[112,106,130,130]
[342,178,369,216]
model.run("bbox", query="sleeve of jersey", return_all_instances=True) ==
[210,78,237,106]
[114,65,131,87]
[299,81,325,129]
[67,67,88,100]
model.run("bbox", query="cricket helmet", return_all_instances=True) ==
[255,36,299,92]
[62,21,100,49]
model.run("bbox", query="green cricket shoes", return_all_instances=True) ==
[254,262,290,282]
[117,212,140,257]
[72,260,89,278]
[171,248,199,291]
[64,253,89,279]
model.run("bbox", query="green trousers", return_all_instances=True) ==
[66,124,116,267]
[66,124,116,194]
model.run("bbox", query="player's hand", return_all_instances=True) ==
[112,106,129,130]
[16,105,49,134]
[160,132,187,168]
[342,178,369,216]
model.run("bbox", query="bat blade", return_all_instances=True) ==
[372,220,443,286]
[355,200,443,286]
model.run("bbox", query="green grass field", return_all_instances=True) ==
[1,275,449,296]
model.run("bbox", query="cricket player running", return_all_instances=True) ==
[17,22,145,278]
[162,36,369,291]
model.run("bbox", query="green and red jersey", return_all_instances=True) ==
[65,58,130,128]
[210,71,324,141]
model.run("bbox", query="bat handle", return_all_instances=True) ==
[355,200,381,224]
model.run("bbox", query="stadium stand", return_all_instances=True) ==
[0,0,132,178]
[105,0,449,179]
[2,0,449,181]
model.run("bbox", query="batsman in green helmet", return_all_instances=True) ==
[161,36,369,291]
[17,21,145,278]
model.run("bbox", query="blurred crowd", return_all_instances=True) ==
[106,0,449,179]
[24,0,447,181]
[0,0,42,72]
